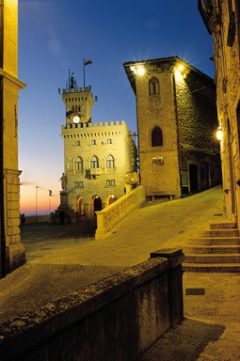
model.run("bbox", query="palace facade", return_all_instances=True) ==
[58,74,136,220]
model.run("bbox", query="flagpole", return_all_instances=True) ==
[83,59,92,91]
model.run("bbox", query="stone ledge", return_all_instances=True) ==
[0,249,184,361]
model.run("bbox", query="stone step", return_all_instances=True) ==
[190,237,240,245]
[184,253,240,264]
[201,229,240,237]
[184,245,240,254]
[209,222,237,230]
[183,262,240,272]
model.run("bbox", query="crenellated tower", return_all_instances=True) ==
[61,72,94,126]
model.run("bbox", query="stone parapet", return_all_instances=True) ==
[0,251,184,361]
[95,185,145,240]
[62,120,126,130]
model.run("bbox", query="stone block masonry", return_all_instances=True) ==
[0,249,184,361]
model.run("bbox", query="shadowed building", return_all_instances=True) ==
[124,57,221,200]
[57,73,137,221]
[199,0,240,222]
[0,0,26,277]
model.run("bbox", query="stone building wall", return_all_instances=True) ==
[199,0,240,220]
[0,0,26,275]
[176,70,218,150]
[133,65,181,198]
[124,57,220,198]
[175,66,220,193]
[62,120,135,217]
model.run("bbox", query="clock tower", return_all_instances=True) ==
[61,72,94,125]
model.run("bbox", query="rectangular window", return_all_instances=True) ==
[107,138,112,144]
[91,140,96,145]
[75,181,84,188]
[106,179,115,187]
[76,141,80,146]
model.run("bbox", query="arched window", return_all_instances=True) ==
[106,154,115,168]
[90,155,99,168]
[151,126,163,147]
[75,156,83,172]
[149,77,159,96]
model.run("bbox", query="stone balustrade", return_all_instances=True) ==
[95,185,145,240]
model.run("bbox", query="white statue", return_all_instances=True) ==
[60,172,67,191]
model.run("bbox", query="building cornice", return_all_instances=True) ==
[0,68,26,89]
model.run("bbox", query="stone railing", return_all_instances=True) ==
[95,185,145,240]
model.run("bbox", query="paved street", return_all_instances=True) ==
[22,186,224,266]
[1,186,240,360]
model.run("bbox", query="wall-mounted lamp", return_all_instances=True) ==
[174,63,186,81]
[216,126,223,141]
[130,65,146,77]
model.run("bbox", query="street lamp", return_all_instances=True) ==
[35,186,39,223]
[130,65,146,77]
[216,126,223,141]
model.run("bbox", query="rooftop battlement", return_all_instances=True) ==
[63,120,126,130]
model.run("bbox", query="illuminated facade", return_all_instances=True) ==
[124,57,221,199]
[199,0,240,222]
[0,0,26,276]
[59,74,136,220]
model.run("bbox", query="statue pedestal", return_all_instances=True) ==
[60,190,68,206]
[51,191,76,224]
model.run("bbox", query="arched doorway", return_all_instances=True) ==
[77,198,84,216]
[93,196,102,214]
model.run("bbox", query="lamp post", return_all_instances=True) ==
[35,186,39,223]
[48,189,52,220]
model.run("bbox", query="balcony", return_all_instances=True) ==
[90,168,101,175]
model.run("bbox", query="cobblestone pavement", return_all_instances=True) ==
[1,186,240,360]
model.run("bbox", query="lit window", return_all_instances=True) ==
[149,77,159,96]
[90,155,99,168]
[151,126,163,147]
[106,154,115,168]
[75,156,83,172]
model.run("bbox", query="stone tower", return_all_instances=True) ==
[62,72,94,126]
[56,72,136,222]
[124,57,220,200]
[0,0,26,276]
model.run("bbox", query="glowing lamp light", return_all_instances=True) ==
[130,65,146,77]
[177,64,185,72]
[216,127,223,141]
[174,63,186,81]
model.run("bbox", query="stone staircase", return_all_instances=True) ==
[183,222,240,272]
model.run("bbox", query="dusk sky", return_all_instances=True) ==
[18,0,214,215]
